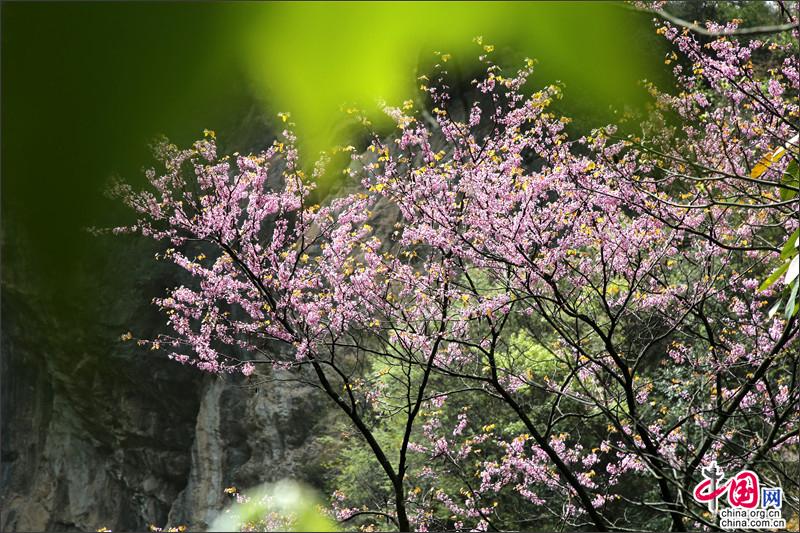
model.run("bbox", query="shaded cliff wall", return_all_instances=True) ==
[1,234,330,532]
[0,110,331,531]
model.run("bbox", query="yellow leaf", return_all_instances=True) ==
[751,148,784,178]
[751,133,799,178]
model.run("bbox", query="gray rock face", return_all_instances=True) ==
[167,371,326,530]
[1,231,328,531]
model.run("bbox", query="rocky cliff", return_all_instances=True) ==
[1,236,329,532]
[0,111,331,531]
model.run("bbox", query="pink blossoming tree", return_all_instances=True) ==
[109,6,798,531]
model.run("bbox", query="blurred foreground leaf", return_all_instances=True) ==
[210,480,338,532]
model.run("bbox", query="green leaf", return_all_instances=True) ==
[785,159,799,183]
[781,228,800,260]
[785,278,799,319]
[210,481,338,532]
[768,298,782,319]
[780,159,798,201]
[786,255,800,286]
[759,261,790,292]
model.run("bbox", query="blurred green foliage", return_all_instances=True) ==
[2,3,250,301]
[209,481,338,532]
[238,1,660,155]
[1,1,663,320]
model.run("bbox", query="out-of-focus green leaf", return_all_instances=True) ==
[782,228,800,260]
[210,480,338,532]
[785,255,800,286]
[768,298,783,319]
[785,278,799,319]
[759,261,790,292]
[781,159,798,200]
[236,1,658,160]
